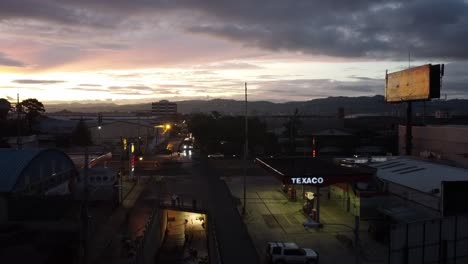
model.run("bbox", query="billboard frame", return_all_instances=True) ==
[385,64,442,103]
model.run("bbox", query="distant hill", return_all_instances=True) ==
[45,95,468,116]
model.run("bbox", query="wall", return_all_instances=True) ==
[386,181,440,212]
[389,216,468,264]
[0,196,7,223]
[137,208,167,264]
[330,184,388,219]
[399,125,468,168]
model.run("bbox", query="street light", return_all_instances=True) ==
[98,126,102,145]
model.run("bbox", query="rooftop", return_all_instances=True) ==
[0,148,42,192]
[369,157,468,195]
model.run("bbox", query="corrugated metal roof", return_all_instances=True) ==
[0,148,42,192]
[369,157,468,195]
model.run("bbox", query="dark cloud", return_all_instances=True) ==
[185,0,468,59]
[107,85,155,95]
[348,76,382,81]
[158,84,195,89]
[78,84,102,87]
[0,52,26,67]
[70,87,107,92]
[108,85,153,91]
[2,1,468,59]
[13,79,65,84]
[199,62,262,70]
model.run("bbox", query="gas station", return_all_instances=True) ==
[255,157,376,225]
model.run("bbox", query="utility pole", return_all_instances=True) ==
[406,51,413,156]
[81,146,89,264]
[120,136,124,204]
[355,215,360,264]
[242,82,248,215]
[16,93,21,149]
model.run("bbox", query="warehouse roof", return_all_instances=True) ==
[0,148,75,192]
[369,157,468,195]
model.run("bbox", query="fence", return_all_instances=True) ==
[132,199,165,264]
[207,213,223,264]
[389,215,468,264]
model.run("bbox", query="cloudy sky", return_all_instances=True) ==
[0,0,467,103]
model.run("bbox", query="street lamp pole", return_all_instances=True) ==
[242,82,248,215]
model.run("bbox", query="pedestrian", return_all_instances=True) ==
[171,194,177,206]
[176,196,180,207]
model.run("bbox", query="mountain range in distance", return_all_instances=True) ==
[45,95,468,116]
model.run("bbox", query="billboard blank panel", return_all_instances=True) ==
[385,64,441,103]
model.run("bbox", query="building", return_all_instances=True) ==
[369,157,468,216]
[367,157,468,263]
[399,125,468,168]
[74,167,118,201]
[151,100,177,116]
[0,148,77,201]
[88,120,165,155]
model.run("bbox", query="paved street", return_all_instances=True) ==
[154,151,259,264]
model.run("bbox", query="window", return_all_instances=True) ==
[272,247,281,255]
[284,249,304,256]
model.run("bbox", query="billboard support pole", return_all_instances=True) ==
[406,102,412,155]
[242,82,248,215]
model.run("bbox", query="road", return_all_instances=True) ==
[154,147,259,264]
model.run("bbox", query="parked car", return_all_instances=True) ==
[207,153,224,158]
[156,148,173,155]
[266,241,319,264]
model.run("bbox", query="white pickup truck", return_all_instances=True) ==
[266,241,319,264]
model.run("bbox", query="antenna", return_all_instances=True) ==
[408,50,411,68]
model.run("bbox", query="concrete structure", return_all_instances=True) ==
[399,125,468,168]
[151,100,177,117]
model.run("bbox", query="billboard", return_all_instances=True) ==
[385,64,441,102]
[441,181,468,217]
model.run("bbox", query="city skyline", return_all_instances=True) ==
[1,0,467,103]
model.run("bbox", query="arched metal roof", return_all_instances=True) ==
[0,148,76,192]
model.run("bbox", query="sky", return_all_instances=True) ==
[0,0,467,104]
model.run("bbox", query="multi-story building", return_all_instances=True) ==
[151,100,177,116]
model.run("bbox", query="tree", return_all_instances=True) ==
[17,98,45,131]
[71,119,93,146]
[0,98,11,120]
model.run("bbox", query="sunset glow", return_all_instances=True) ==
[1,1,467,103]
